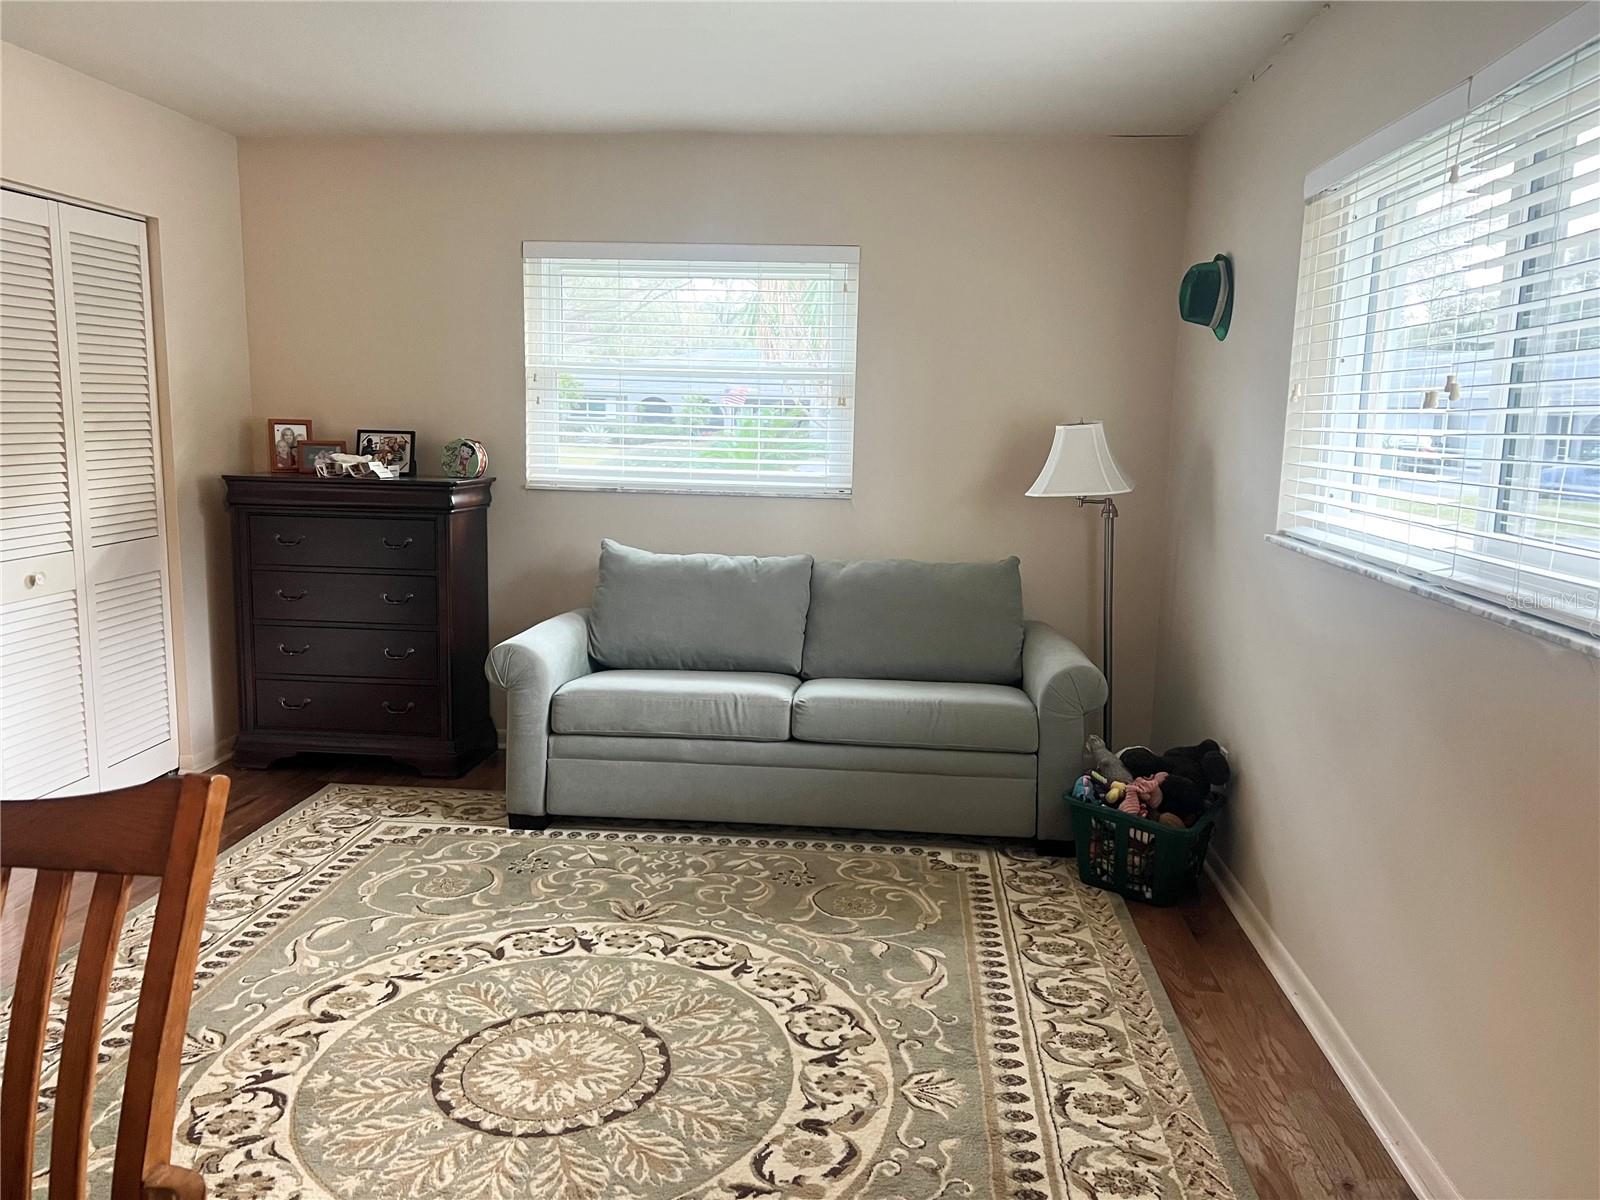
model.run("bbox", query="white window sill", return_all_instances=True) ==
[525,483,851,500]
[1265,533,1600,659]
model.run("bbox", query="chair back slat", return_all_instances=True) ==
[1,868,73,1199]
[49,873,132,1200]
[112,775,227,1199]
[0,773,228,1200]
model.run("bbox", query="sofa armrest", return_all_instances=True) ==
[485,609,593,818]
[1021,620,1108,841]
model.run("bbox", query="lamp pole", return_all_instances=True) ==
[1079,495,1117,750]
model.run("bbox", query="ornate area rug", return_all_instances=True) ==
[41,785,1254,1199]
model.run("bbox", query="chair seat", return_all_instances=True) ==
[791,678,1038,753]
[551,670,798,741]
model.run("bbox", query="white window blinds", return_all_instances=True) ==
[1279,28,1600,639]
[523,243,858,497]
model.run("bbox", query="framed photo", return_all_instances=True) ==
[297,439,347,475]
[266,418,313,472]
[355,428,417,477]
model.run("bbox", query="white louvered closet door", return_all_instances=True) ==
[58,201,177,790]
[0,189,96,798]
[0,189,178,797]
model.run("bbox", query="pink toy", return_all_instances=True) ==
[1118,772,1168,818]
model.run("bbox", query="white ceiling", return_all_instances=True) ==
[0,1,1321,138]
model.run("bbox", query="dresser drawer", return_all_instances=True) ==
[253,625,438,680]
[252,571,438,626]
[250,514,436,571]
[255,680,442,735]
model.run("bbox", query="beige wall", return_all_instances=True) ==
[1,43,253,768]
[236,133,1189,740]
[1158,4,1599,1197]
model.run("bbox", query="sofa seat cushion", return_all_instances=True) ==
[791,678,1038,753]
[552,670,798,742]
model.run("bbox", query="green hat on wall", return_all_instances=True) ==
[1179,254,1233,341]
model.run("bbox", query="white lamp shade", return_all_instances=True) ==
[1025,421,1133,498]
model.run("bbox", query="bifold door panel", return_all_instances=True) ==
[0,188,177,796]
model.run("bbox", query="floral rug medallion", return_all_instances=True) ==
[30,785,1254,1200]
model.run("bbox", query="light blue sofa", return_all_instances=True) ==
[486,541,1106,842]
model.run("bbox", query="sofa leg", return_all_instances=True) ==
[508,813,549,831]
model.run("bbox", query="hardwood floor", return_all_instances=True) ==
[1128,881,1414,1199]
[1,754,1415,1200]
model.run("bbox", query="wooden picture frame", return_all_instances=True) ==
[297,439,348,475]
[355,428,418,477]
[266,418,313,473]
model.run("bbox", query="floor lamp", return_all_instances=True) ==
[1026,421,1133,749]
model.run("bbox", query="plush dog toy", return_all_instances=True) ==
[1120,739,1230,825]
[1085,734,1133,783]
[1169,739,1231,789]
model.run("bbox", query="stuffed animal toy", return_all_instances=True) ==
[1125,772,1166,812]
[1085,734,1133,784]
[1120,739,1230,825]
[1166,739,1231,788]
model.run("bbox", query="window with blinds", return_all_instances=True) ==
[523,243,858,497]
[1279,29,1600,639]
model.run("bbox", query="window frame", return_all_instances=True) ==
[1272,10,1600,653]
[522,241,858,500]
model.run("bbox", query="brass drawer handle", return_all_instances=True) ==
[382,647,416,660]
[382,536,414,549]
[381,592,414,605]
[275,588,307,601]
[277,643,311,656]
[277,697,312,710]
[273,533,306,546]
[382,700,416,715]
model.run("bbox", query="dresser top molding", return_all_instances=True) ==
[223,474,495,513]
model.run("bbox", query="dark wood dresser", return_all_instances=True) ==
[224,474,496,776]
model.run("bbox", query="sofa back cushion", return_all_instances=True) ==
[801,556,1024,683]
[588,539,813,674]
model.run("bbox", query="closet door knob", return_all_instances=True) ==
[275,589,307,601]
[382,647,415,660]
[23,572,45,589]
[273,533,305,546]
[382,700,415,715]
[277,697,312,710]
[277,643,311,656]
[381,536,414,549]
[381,592,414,605]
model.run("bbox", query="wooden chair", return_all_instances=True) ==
[1,773,228,1200]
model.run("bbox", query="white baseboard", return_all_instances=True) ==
[180,736,235,774]
[1205,857,1459,1200]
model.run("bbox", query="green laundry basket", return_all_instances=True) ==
[1067,793,1222,906]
